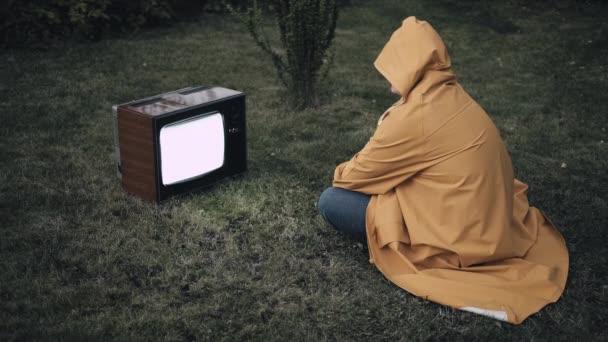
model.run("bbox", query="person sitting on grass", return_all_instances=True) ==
[318,16,568,324]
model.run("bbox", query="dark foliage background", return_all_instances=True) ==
[0,0,248,46]
[0,0,355,47]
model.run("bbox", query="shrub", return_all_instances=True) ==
[233,0,339,109]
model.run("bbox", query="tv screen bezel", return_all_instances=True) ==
[158,110,227,186]
[153,92,246,201]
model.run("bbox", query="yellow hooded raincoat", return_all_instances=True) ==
[333,17,568,324]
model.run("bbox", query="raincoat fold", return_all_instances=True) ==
[333,16,568,324]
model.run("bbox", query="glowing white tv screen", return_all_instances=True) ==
[159,112,225,186]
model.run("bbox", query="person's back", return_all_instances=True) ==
[400,81,529,267]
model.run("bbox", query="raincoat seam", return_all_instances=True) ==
[423,100,473,140]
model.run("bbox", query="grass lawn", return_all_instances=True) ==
[1,0,607,340]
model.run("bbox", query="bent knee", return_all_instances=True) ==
[318,187,338,215]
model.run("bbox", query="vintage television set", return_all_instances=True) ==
[112,86,246,202]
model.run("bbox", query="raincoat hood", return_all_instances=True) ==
[374,16,452,97]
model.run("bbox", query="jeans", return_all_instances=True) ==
[318,187,371,240]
